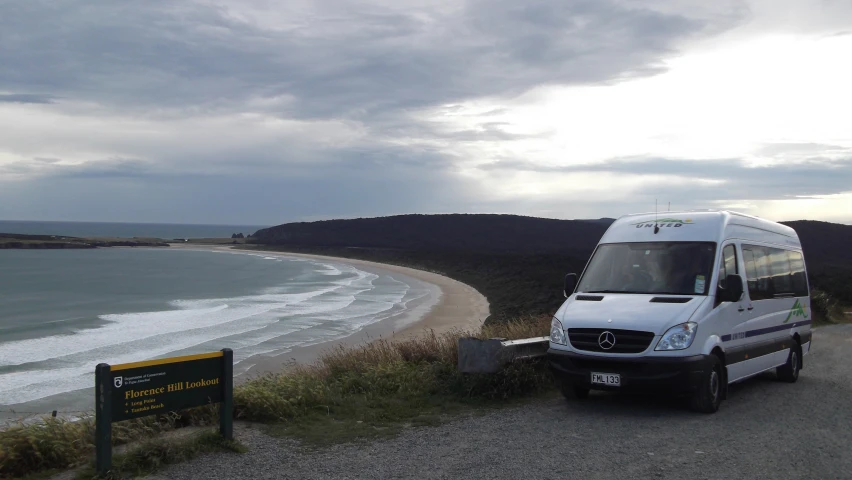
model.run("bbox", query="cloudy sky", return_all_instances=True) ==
[1,0,850,226]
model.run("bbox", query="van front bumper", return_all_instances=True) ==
[548,349,714,394]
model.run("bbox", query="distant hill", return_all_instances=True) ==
[250,214,852,320]
[781,220,852,265]
[252,214,613,253]
[781,220,852,305]
[575,217,618,225]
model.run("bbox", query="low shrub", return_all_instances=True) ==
[810,289,849,324]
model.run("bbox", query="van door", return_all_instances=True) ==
[709,242,750,382]
[727,245,792,382]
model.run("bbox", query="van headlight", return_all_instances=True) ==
[550,317,567,345]
[655,322,697,351]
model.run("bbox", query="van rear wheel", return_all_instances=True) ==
[776,342,801,383]
[690,356,723,413]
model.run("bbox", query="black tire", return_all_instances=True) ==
[776,342,801,383]
[690,355,723,413]
[561,383,590,400]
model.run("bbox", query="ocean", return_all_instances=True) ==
[0,220,268,239]
[0,247,438,416]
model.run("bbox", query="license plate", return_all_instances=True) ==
[591,372,621,386]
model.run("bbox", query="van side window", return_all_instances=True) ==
[768,248,793,295]
[741,244,805,299]
[717,244,738,289]
[743,248,758,294]
[788,251,809,297]
[742,246,771,300]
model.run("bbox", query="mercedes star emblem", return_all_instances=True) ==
[598,331,616,350]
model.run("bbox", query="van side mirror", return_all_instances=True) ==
[563,273,577,298]
[718,274,744,302]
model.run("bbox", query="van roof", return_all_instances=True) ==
[599,210,799,246]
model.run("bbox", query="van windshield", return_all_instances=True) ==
[577,242,717,295]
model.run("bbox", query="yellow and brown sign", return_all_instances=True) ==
[106,351,226,422]
[95,349,233,475]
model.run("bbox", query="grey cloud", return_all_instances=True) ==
[0,0,744,224]
[12,1,842,224]
[0,93,56,104]
[272,0,714,119]
[478,108,510,117]
[4,147,848,224]
[435,122,558,142]
[463,156,852,223]
[1,158,158,179]
[392,121,555,143]
[481,153,852,199]
[0,152,477,225]
[56,159,158,179]
[0,163,36,175]
[0,0,732,120]
[755,143,849,156]
[2,136,460,183]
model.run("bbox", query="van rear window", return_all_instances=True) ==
[577,242,717,295]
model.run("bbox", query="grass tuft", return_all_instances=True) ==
[0,408,219,478]
[75,430,246,480]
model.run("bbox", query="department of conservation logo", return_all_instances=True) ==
[114,376,123,388]
[632,218,694,229]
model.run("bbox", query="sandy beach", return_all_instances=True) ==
[169,245,490,381]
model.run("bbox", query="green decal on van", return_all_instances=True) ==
[784,299,808,323]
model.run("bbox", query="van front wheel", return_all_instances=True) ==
[690,356,723,414]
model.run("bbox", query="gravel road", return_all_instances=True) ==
[154,324,852,480]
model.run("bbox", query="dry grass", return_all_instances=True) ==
[0,408,219,478]
[233,315,553,428]
[322,313,550,376]
[74,430,245,480]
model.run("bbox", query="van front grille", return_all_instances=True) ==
[567,328,655,354]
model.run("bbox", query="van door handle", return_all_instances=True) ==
[738,306,745,312]
[747,306,754,311]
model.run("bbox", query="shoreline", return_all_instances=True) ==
[167,244,490,382]
[0,245,489,424]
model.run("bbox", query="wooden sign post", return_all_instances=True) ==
[95,349,233,475]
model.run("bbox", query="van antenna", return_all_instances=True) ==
[654,199,659,234]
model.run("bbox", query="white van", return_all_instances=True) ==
[548,210,812,413]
